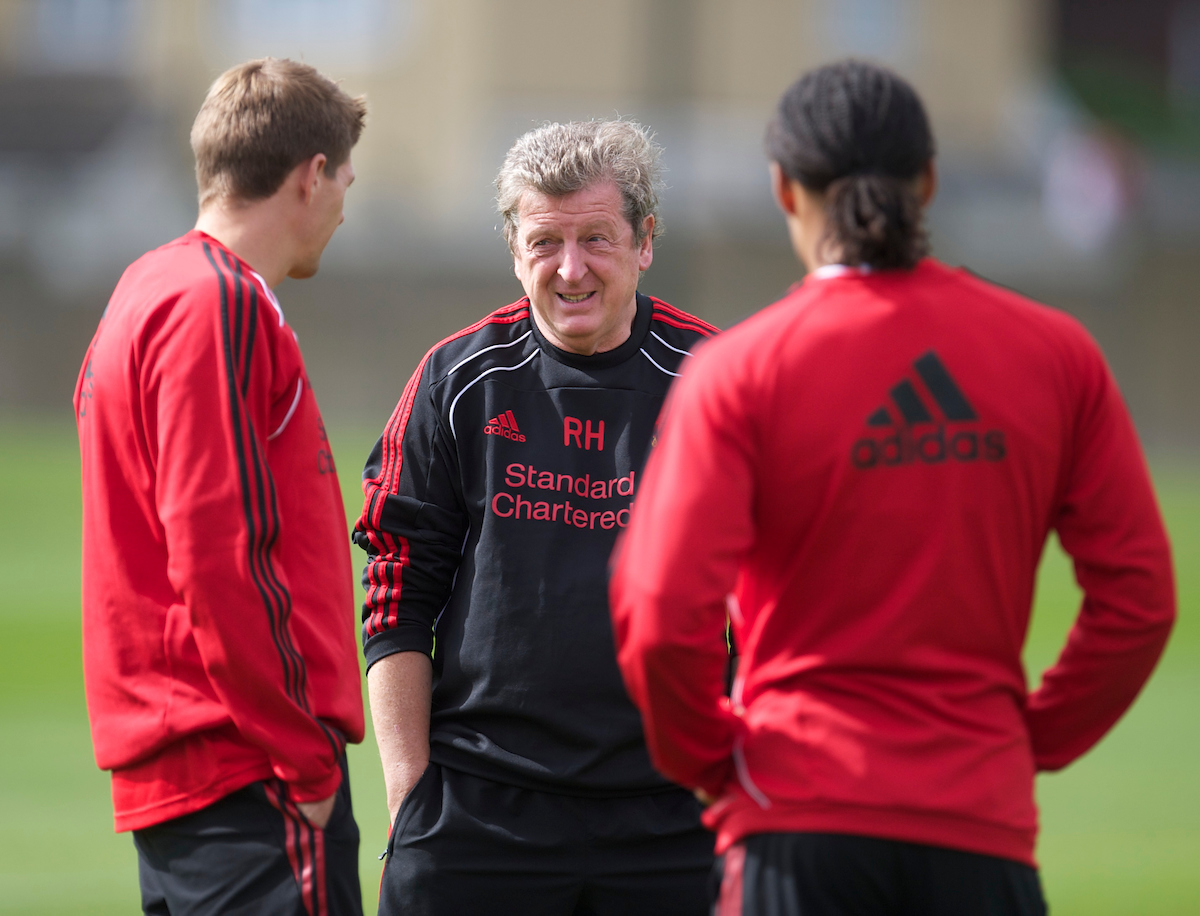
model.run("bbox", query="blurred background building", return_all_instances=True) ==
[1,0,1197,450]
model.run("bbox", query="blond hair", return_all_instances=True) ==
[191,58,366,208]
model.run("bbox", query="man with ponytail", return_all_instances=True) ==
[611,60,1174,915]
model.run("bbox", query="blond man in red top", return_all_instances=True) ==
[76,59,366,916]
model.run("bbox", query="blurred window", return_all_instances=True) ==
[29,0,140,73]
[208,0,413,72]
[821,0,914,64]
[1,0,137,157]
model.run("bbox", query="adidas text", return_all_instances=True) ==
[485,410,527,442]
[485,424,526,442]
[852,425,1006,469]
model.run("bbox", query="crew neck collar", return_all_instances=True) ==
[527,293,653,370]
[809,263,871,280]
[806,260,937,282]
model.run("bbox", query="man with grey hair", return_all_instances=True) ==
[355,120,719,914]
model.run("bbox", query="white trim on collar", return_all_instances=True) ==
[809,263,872,280]
[248,268,287,327]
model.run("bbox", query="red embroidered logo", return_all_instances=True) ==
[563,416,604,451]
[485,410,527,442]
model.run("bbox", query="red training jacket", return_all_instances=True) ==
[75,230,364,832]
[610,259,1175,866]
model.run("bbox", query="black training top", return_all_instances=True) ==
[355,293,718,795]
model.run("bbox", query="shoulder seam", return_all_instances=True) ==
[639,348,681,378]
[364,300,531,513]
[448,348,541,440]
[648,330,694,358]
[441,328,534,382]
[425,301,532,383]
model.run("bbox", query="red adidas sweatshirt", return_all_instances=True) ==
[75,230,364,832]
[610,259,1175,866]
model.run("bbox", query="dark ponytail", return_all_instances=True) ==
[765,60,935,270]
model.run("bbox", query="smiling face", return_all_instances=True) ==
[512,180,654,356]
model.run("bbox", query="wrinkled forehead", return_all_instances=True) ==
[515,180,630,232]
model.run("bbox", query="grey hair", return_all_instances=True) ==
[496,119,664,250]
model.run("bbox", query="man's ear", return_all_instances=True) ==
[637,216,654,271]
[916,158,938,209]
[770,161,798,217]
[297,153,328,205]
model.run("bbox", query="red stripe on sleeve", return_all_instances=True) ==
[652,311,718,337]
[366,301,530,510]
[649,297,720,336]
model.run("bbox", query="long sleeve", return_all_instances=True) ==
[356,360,470,669]
[1026,340,1176,771]
[147,276,342,803]
[609,345,748,796]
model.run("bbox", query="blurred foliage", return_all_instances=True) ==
[1062,55,1200,156]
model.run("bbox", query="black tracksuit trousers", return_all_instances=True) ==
[713,832,1047,916]
[379,763,713,916]
[133,756,362,916]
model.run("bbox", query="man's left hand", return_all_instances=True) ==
[297,792,337,829]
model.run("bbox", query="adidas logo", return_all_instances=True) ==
[485,409,527,442]
[851,350,1006,469]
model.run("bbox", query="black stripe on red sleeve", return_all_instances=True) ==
[365,301,531,517]
[204,243,300,706]
[216,249,311,711]
[204,243,348,769]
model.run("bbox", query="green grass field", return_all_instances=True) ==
[0,415,1195,914]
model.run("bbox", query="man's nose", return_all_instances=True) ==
[557,242,587,283]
